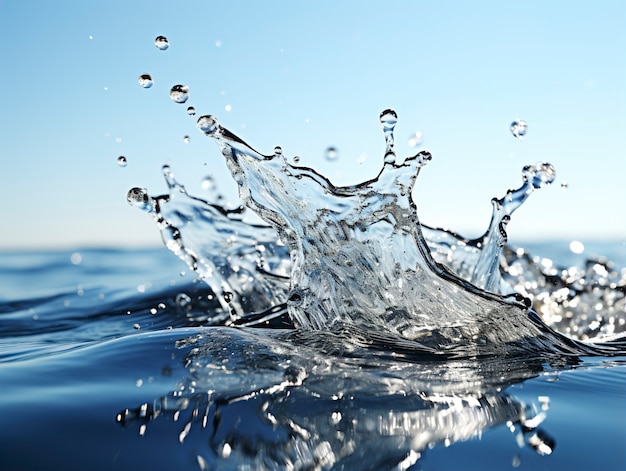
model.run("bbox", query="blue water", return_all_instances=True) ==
[0,245,624,470]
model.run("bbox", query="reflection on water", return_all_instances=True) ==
[117,327,559,470]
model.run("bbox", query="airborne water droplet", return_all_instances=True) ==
[379,109,398,149]
[187,106,196,116]
[196,115,219,135]
[273,146,283,157]
[176,293,191,308]
[127,187,151,210]
[510,119,528,140]
[117,156,128,167]
[155,35,169,50]
[379,109,398,133]
[201,176,214,190]
[183,135,190,144]
[325,146,338,161]
[521,162,556,189]
[138,74,153,89]
[408,131,423,147]
[169,85,190,104]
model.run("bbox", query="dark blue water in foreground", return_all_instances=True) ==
[0,245,624,470]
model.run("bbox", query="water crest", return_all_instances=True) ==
[131,110,625,358]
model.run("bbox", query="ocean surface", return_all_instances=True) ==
[0,242,624,470]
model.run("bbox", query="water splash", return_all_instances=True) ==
[127,166,290,322]
[131,110,625,357]
[470,161,556,292]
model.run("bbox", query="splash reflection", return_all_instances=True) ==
[116,328,558,470]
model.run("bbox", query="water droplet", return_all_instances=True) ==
[196,115,219,135]
[521,162,556,188]
[138,73,153,89]
[408,131,423,147]
[325,146,338,161]
[222,291,233,303]
[169,84,190,104]
[273,146,283,157]
[379,109,398,133]
[127,187,150,208]
[117,156,128,167]
[379,109,398,149]
[569,240,585,254]
[176,293,191,308]
[187,106,196,116]
[183,135,190,144]
[510,119,528,140]
[201,176,214,190]
[224,104,232,112]
[133,323,140,330]
[560,180,568,189]
[293,156,300,164]
[415,150,432,166]
[155,35,169,50]
[384,151,395,164]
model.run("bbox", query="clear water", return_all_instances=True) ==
[2,36,626,468]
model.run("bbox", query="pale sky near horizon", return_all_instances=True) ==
[1,1,624,250]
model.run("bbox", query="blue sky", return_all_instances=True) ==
[1,0,624,249]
